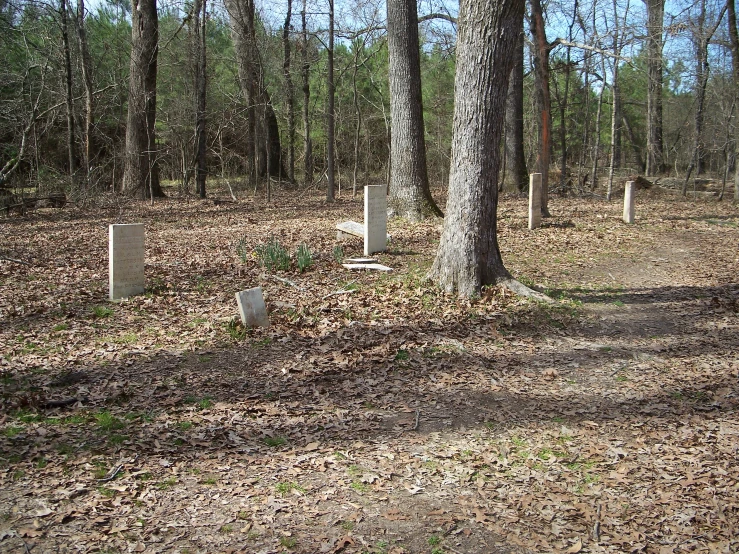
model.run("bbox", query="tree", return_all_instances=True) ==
[326,0,335,201]
[300,0,312,187]
[226,0,284,180]
[73,0,95,184]
[430,0,544,298]
[728,0,739,201]
[386,0,442,220]
[122,0,164,198]
[192,0,207,198]
[282,0,295,183]
[529,0,552,216]
[644,0,664,176]
[504,21,528,193]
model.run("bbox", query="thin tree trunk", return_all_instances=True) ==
[326,0,335,201]
[352,43,362,196]
[73,0,94,184]
[591,71,604,190]
[504,22,528,193]
[301,0,312,187]
[60,0,77,181]
[283,0,295,183]
[530,0,551,215]
[193,0,207,198]
[622,113,645,171]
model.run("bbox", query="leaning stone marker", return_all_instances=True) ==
[528,173,542,230]
[109,223,145,300]
[235,287,270,328]
[364,185,387,256]
[623,180,635,224]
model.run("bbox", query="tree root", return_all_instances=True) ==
[498,278,554,303]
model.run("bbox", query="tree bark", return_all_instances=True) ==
[386,0,442,220]
[645,0,665,176]
[193,0,207,198]
[326,0,336,201]
[60,0,77,180]
[283,0,295,183]
[429,0,526,296]
[301,0,312,187]
[728,0,739,201]
[122,0,163,198]
[504,21,528,193]
[226,0,284,180]
[73,0,95,184]
[529,0,551,215]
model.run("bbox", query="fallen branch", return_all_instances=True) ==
[97,454,138,482]
[268,275,303,290]
[39,396,89,409]
[413,409,421,431]
[322,289,357,300]
[0,256,30,266]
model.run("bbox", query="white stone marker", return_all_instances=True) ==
[364,185,387,256]
[623,180,635,224]
[109,223,145,300]
[528,173,542,230]
[235,287,270,328]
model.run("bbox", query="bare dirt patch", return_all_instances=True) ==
[1,189,737,553]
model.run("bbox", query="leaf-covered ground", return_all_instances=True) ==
[0,186,737,554]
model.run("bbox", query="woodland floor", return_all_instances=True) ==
[0,183,737,554]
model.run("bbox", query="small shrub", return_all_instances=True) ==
[254,237,290,272]
[332,244,344,263]
[263,436,286,447]
[92,305,112,319]
[295,243,313,272]
[225,318,247,340]
[236,237,250,263]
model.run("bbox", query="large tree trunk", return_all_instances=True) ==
[645,0,665,176]
[529,0,551,215]
[73,0,95,184]
[429,0,525,296]
[504,21,528,193]
[122,0,163,198]
[192,0,207,198]
[728,0,739,201]
[386,0,442,220]
[226,0,284,180]
[301,0,312,187]
[283,0,295,183]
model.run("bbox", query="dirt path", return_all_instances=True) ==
[0,193,737,553]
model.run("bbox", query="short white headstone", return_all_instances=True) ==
[109,224,145,300]
[528,173,542,230]
[623,180,635,224]
[364,185,387,256]
[235,287,270,328]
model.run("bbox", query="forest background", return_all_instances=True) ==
[2,0,739,203]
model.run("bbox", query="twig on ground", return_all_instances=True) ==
[413,409,421,431]
[97,454,138,482]
[322,289,357,300]
[39,397,89,409]
[593,503,602,543]
[0,256,30,266]
[268,275,303,290]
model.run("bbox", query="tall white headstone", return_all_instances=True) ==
[235,287,270,328]
[109,224,145,300]
[364,185,387,256]
[623,180,635,224]
[528,173,542,230]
